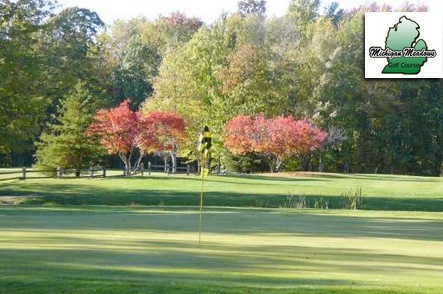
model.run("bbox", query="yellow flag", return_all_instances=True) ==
[201,167,209,178]
[198,126,212,153]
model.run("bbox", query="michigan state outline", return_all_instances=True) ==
[368,16,436,75]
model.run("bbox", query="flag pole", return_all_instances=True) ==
[199,160,205,246]
[197,126,211,246]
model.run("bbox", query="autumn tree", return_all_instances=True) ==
[87,100,187,174]
[145,14,283,165]
[218,43,282,116]
[156,12,203,46]
[137,111,186,173]
[86,99,140,175]
[224,114,327,172]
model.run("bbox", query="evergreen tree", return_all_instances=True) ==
[35,83,104,172]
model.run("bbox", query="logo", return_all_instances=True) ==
[365,13,443,78]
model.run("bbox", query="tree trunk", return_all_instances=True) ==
[119,153,131,176]
[163,154,169,173]
[134,152,145,172]
[319,152,323,173]
[275,157,284,173]
[171,151,178,174]
[266,155,276,173]
[269,165,274,173]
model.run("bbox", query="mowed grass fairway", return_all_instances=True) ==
[1,172,443,293]
[1,207,442,293]
[1,172,443,211]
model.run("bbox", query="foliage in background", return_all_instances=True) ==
[99,12,203,108]
[1,0,442,176]
[86,100,140,174]
[238,0,267,18]
[34,83,105,171]
[0,0,106,165]
[0,0,56,155]
[224,114,327,172]
[86,100,186,174]
[137,111,186,173]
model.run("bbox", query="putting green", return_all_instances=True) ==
[0,207,442,293]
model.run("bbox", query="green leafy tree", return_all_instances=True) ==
[324,1,344,27]
[35,83,105,172]
[111,37,161,107]
[0,0,56,158]
[102,14,202,107]
[313,4,442,175]
[0,1,106,166]
[287,0,321,39]
[40,6,106,104]
[144,17,240,161]
[238,0,267,18]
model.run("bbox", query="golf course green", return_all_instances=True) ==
[0,172,442,293]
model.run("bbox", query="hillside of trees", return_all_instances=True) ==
[1,0,442,176]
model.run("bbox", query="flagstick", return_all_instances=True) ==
[198,170,205,246]
[197,125,211,246]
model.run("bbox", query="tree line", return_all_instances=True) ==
[1,0,442,175]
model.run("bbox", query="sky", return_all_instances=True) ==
[57,0,443,25]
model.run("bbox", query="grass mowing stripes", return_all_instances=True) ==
[1,172,442,293]
[0,207,442,293]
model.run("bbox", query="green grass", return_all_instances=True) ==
[0,207,442,293]
[1,172,442,292]
[1,172,442,211]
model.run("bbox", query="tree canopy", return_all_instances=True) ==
[2,0,442,176]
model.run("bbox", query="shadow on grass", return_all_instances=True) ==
[0,206,442,293]
[214,174,329,183]
[0,175,442,212]
[1,279,392,294]
[0,207,442,242]
[1,190,442,213]
[0,217,442,293]
[0,245,375,292]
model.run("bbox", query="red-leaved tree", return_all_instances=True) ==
[222,115,256,155]
[86,99,186,175]
[224,114,327,172]
[137,111,185,173]
[86,99,139,174]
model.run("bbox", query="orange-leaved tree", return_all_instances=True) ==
[136,111,185,173]
[224,114,327,172]
[86,99,139,175]
[86,99,186,175]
